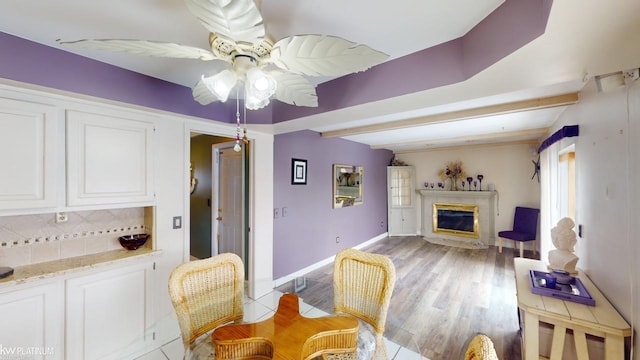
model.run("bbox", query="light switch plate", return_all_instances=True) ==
[173,216,182,229]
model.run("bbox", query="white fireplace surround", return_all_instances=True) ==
[418,190,497,249]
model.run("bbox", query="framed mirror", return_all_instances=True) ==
[333,164,364,208]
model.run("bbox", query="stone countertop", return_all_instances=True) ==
[0,246,162,289]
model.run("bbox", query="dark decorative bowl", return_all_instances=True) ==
[118,234,149,250]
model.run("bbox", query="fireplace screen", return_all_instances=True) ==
[432,203,479,238]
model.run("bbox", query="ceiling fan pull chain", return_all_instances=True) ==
[234,88,242,152]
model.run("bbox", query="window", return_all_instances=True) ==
[558,148,576,220]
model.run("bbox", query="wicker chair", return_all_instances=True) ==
[327,248,397,360]
[168,253,247,359]
[464,334,499,360]
[214,337,274,360]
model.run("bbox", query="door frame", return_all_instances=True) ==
[185,120,273,300]
[211,141,246,264]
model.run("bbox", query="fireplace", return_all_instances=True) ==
[433,203,479,238]
[418,190,496,249]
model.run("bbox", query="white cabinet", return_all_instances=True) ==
[0,95,156,212]
[0,257,157,360]
[0,98,59,211]
[66,109,155,206]
[387,166,417,236]
[65,260,155,360]
[0,281,64,359]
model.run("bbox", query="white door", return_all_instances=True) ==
[387,166,416,235]
[212,143,245,262]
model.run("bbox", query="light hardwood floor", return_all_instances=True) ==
[288,236,533,360]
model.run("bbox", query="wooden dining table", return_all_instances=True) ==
[212,292,359,360]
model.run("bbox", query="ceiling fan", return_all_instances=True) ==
[58,0,389,110]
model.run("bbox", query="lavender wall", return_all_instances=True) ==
[273,130,392,279]
[2,0,552,125]
[272,0,553,122]
[0,32,244,123]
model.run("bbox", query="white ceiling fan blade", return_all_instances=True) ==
[58,39,217,61]
[192,77,224,105]
[271,71,318,107]
[269,35,389,77]
[185,0,265,45]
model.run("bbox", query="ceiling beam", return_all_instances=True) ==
[392,139,542,155]
[372,128,549,151]
[321,93,579,138]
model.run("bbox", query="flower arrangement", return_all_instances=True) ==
[439,160,466,190]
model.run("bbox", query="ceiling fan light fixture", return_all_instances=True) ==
[243,67,276,109]
[246,67,277,96]
[202,69,238,102]
[244,92,270,110]
[58,0,386,109]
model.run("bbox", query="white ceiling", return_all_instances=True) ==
[2,0,640,152]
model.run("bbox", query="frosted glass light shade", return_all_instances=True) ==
[244,68,276,109]
[201,70,238,102]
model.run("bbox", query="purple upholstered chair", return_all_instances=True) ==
[498,207,540,257]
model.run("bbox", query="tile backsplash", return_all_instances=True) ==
[0,208,152,268]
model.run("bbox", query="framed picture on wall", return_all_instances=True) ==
[291,158,307,185]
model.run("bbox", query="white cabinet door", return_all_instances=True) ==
[65,261,154,360]
[0,281,64,359]
[387,166,416,236]
[0,98,59,210]
[66,110,155,206]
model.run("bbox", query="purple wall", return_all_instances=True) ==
[272,0,554,122]
[273,130,392,278]
[0,32,253,123]
[1,0,552,125]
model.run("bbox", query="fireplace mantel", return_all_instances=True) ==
[418,190,497,248]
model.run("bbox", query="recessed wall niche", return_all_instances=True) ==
[0,207,153,267]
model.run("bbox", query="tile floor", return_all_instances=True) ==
[136,288,425,360]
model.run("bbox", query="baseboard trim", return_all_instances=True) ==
[274,232,388,287]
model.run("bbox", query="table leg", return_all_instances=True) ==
[523,311,539,360]
[549,325,566,360]
[573,330,588,359]
[604,335,625,360]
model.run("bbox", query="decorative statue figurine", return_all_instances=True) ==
[548,217,579,274]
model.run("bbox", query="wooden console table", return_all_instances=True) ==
[212,293,358,360]
[514,258,631,360]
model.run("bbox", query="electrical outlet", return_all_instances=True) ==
[55,212,68,223]
[335,236,340,243]
[274,208,280,219]
[623,68,639,83]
